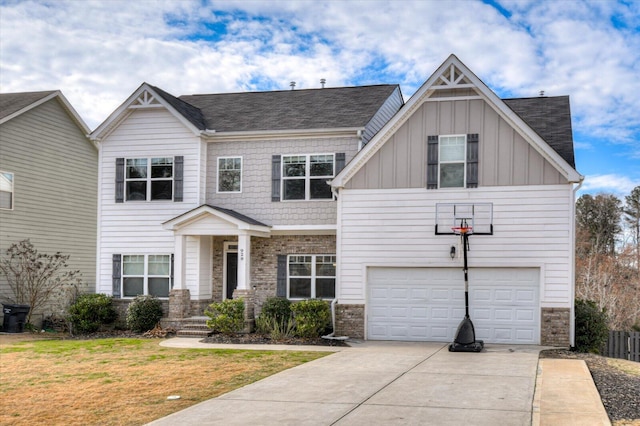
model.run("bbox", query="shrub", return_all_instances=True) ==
[255,315,296,340]
[126,295,164,332]
[205,298,245,334]
[68,294,118,334]
[291,299,331,338]
[575,298,609,353]
[256,297,292,333]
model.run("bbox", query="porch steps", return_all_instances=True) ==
[175,316,210,338]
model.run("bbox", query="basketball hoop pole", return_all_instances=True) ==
[449,219,484,352]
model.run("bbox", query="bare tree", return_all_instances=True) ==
[0,239,81,324]
[623,186,640,269]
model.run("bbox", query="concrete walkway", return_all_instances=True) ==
[148,339,610,426]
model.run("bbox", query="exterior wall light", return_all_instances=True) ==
[450,246,456,259]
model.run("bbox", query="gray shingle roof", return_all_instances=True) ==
[503,96,575,168]
[0,90,57,121]
[149,85,207,130]
[205,205,269,227]
[177,85,400,132]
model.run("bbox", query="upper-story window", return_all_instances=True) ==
[282,154,334,200]
[217,157,242,193]
[439,135,466,188]
[427,134,478,190]
[125,157,173,201]
[0,171,14,210]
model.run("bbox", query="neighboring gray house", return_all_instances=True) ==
[89,83,404,326]
[0,91,97,326]
[331,55,582,346]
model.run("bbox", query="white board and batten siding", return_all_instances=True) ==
[338,184,574,305]
[97,109,203,295]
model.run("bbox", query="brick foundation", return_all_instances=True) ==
[335,304,365,339]
[541,307,571,347]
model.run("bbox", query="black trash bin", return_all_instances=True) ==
[2,304,31,333]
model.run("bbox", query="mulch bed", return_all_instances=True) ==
[203,332,349,347]
[540,349,640,422]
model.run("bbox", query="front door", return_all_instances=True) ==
[225,252,238,299]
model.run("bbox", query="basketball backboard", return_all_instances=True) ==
[435,203,493,235]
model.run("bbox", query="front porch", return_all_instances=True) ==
[161,205,337,333]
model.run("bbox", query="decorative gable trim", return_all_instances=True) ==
[331,54,582,188]
[89,83,204,142]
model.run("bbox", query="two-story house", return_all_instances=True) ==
[89,83,403,323]
[0,90,97,327]
[331,55,582,346]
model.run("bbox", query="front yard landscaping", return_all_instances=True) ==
[0,334,329,425]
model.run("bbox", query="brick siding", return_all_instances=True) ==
[541,307,571,347]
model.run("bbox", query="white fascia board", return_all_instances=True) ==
[204,127,363,142]
[457,60,583,183]
[89,83,202,142]
[332,54,582,187]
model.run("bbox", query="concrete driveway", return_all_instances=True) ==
[148,341,542,425]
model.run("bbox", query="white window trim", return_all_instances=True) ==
[281,153,335,201]
[438,134,467,189]
[0,171,14,210]
[217,156,243,193]
[287,254,336,300]
[121,254,172,298]
[125,157,174,202]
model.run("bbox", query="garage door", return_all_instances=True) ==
[367,267,539,344]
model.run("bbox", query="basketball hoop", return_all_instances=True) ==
[452,225,473,235]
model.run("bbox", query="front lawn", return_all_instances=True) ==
[0,335,328,425]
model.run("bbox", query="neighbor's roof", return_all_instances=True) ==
[504,96,575,168]
[0,90,57,121]
[175,85,400,132]
[0,90,91,135]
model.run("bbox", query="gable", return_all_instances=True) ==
[333,55,582,190]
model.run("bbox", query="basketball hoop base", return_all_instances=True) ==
[449,340,484,352]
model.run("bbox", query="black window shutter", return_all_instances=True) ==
[335,152,346,175]
[426,136,439,189]
[115,158,125,203]
[170,253,174,290]
[112,254,122,298]
[276,255,287,297]
[174,156,184,202]
[271,155,281,202]
[466,134,479,188]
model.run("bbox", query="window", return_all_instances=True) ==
[122,254,171,297]
[0,172,13,210]
[282,154,334,200]
[288,255,336,299]
[439,135,466,188]
[125,157,173,201]
[217,157,242,192]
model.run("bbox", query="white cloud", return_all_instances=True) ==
[0,0,639,163]
[580,174,640,197]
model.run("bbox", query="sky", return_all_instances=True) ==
[1,0,639,199]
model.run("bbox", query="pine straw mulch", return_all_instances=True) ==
[540,349,640,424]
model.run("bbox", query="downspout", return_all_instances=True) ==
[569,177,584,347]
[322,299,349,341]
[357,129,364,151]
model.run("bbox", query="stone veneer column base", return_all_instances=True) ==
[168,289,191,319]
[335,304,365,339]
[233,289,255,333]
[541,307,571,347]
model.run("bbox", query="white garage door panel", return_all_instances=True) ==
[367,267,540,344]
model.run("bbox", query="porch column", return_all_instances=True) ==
[173,235,186,289]
[237,233,251,291]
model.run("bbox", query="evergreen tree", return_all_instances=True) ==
[576,193,622,255]
[623,186,640,266]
